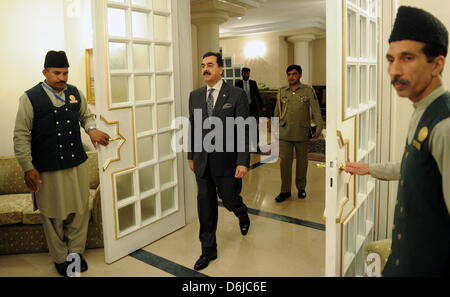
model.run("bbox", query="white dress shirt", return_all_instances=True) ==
[206,79,224,107]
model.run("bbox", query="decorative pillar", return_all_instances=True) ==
[287,34,316,85]
[192,11,229,58]
[191,0,245,88]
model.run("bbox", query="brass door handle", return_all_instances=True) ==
[100,115,126,171]
[316,163,346,172]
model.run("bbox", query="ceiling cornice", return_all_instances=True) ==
[220,17,325,38]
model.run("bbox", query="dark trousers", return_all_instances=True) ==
[195,159,248,254]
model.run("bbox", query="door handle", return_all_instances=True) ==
[109,137,122,142]
[316,163,346,172]
[100,115,126,171]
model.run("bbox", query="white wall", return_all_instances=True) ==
[63,0,94,97]
[0,0,94,156]
[219,31,326,89]
[220,32,287,89]
[0,0,65,156]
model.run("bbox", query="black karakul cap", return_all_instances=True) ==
[44,50,70,68]
[389,6,448,57]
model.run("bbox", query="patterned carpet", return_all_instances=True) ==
[308,138,325,162]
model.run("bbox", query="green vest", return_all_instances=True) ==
[383,93,450,277]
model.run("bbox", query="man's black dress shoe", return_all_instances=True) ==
[54,262,69,277]
[298,190,307,199]
[239,215,250,236]
[194,251,218,271]
[77,253,88,272]
[275,192,291,203]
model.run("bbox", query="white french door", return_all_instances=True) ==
[92,0,185,263]
[326,0,381,276]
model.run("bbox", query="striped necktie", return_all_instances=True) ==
[207,88,215,116]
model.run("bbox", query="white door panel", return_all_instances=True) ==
[326,0,381,276]
[93,0,185,264]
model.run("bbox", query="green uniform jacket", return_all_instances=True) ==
[274,84,324,142]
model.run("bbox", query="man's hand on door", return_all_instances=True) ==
[345,162,370,176]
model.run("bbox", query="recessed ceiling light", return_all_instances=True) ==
[237,17,242,20]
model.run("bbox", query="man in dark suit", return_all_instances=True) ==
[188,52,251,271]
[235,68,265,151]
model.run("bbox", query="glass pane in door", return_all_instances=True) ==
[118,203,136,232]
[111,76,130,104]
[132,0,149,7]
[139,165,155,193]
[159,159,174,186]
[134,76,152,101]
[156,75,171,100]
[136,105,154,133]
[137,135,154,163]
[158,131,174,159]
[109,42,128,71]
[133,44,151,72]
[154,15,170,41]
[116,171,135,202]
[141,195,157,221]
[360,17,367,58]
[157,103,173,129]
[155,45,171,71]
[132,11,152,39]
[360,66,367,106]
[108,8,127,37]
[153,0,168,11]
[161,187,175,213]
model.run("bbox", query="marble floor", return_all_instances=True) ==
[0,154,326,277]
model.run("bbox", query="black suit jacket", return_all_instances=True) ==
[235,79,264,117]
[188,81,251,177]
